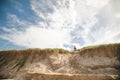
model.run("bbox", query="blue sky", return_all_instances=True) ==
[0,0,120,50]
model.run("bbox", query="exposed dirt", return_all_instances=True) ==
[0,43,120,80]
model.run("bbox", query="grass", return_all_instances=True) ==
[0,43,120,71]
[0,43,120,79]
[78,43,120,52]
[0,48,69,71]
[12,50,29,71]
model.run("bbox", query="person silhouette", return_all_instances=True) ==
[74,45,76,50]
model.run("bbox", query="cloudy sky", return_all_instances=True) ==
[0,0,120,50]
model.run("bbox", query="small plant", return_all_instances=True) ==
[13,50,29,71]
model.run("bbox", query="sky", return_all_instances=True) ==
[0,0,120,50]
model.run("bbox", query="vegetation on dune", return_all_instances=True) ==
[78,43,120,52]
[0,48,69,71]
[0,43,120,71]
[0,43,120,79]
[12,50,29,71]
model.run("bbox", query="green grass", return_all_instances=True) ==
[0,48,69,71]
[78,43,120,52]
[1,43,120,71]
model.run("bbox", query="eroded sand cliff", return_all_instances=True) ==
[0,43,120,80]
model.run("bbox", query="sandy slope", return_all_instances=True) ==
[0,43,120,80]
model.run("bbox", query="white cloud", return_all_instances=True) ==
[0,27,71,49]
[7,14,31,27]
[86,0,110,8]
[1,0,120,50]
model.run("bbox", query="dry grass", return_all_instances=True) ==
[0,43,120,79]
[79,43,120,52]
[75,43,120,58]
[0,48,69,71]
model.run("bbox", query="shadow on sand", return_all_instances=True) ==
[116,46,120,80]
